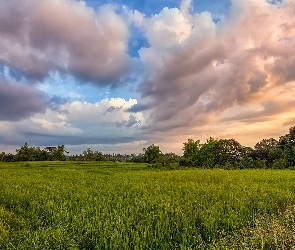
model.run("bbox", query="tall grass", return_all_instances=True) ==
[0,162,295,249]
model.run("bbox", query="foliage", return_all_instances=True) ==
[13,143,66,161]
[181,138,245,168]
[82,148,103,161]
[276,126,295,167]
[143,144,162,164]
[252,138,278,167]
[178,126,295,169]
[181,139,200,166]
[216,138,244,168]
[196,137,220,167]
[148,152,180,169]
[1,145,141,163]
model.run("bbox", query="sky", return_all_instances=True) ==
[0,0,295,155]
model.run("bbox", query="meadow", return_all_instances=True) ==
[1,162,295,249]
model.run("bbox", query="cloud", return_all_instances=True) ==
[180,0,192,15]
[63,98,144,127]
[132,0,295,135]
[46,96,69,111]
[126,103,151,112]
[2,0,295,154]
[222,100,295,123]
[0,0,130,85]
[126,114,138,127]
[0,80,46,121]
[127,9,146,28]
[283,118,295,126]
[0,98,146,147]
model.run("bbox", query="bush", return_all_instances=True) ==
[271,158,289,169]
[148,163,179,170]
[179,157,196,167]
[238,156,255,169]
[253,159,267,169]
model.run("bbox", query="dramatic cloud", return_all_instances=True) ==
[132,0,295,135]
[0,98,145,148]
[0,80,46,121]
[0,0,130,85]
[1,0,295,154]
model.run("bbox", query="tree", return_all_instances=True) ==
[43,145,66,161]
[217,139,244,168]
[254,138,278,155]
[15,142,34,161]
[143,144,162,164]
[196,137,220,168]
[289,126,295,147]
[3,153,14,162]
[55,145,66,161]
[0,152,5,162]
[164,152,180,163]
[93,151,103,161]
[181,139,201,166]
[276,126,295,167]
[83,148,94,161]
[253,138,278,167]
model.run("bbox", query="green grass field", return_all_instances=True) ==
[1,162,295,249]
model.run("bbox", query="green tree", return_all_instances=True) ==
[83,148,94,161]
[55,145,66,161]
[43,145,66,161]
[276,127,295,167]
[3,153,14,162]
[93,151,103,161]
[254,138,278,166]
[196,137,220,168]
[217,139,244,168]
[143,144,162,164]
[15,143,34,161]
[181,139,200,166]
[0,152,5,162]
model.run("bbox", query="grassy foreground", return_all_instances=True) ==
[0,162,295,249]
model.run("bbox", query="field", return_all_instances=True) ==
[1,162,295,249]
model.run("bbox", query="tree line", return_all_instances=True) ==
[143,126,295,169]
[1,126,295,169]
[0,144,138,162]
[0,143,67,162]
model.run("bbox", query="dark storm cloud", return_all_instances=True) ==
[106,106,123,113]
[126,103,151,112]
[267,0,283,5]
[18,132,139,146]
[0,81,46,121]
[114,114,137,127]
[126,115,137,127]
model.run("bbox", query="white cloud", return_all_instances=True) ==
[0,97,146,149]
[127,9,146,28]
[145,7,192,48]
[180,0,192,15]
